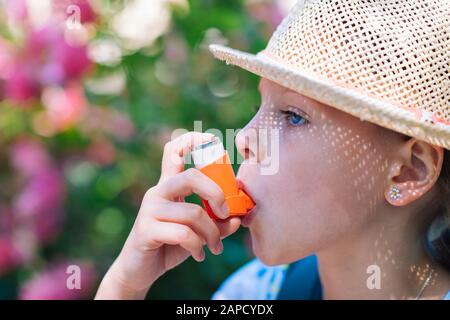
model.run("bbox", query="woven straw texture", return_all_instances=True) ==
[209,0,450,150]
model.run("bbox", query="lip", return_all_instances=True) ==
[237,179,258,227]
[241,205,257,227]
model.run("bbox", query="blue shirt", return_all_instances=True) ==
[212,255,450,300]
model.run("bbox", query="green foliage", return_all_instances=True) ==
[0,0,272,299]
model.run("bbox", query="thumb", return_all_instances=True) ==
[216,217,242,239]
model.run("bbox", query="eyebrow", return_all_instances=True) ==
[283,91,314,118]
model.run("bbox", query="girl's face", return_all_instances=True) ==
[235,77,403,265]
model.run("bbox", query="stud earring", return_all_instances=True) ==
[388,186,401,200]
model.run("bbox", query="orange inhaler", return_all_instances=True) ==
[190,137,255,221]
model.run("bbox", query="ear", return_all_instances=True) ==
[384,138,444,206]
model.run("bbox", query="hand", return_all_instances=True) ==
[95,132,242,299]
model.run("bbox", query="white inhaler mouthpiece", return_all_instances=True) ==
[190,137,225,169]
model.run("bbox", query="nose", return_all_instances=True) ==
[236,126,255,162]
[235,121,266,164]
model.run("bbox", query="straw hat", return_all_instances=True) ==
[209,0,450,150]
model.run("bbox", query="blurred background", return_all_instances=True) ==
[0,0,295,299]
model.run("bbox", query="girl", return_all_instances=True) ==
[96,0,450,299]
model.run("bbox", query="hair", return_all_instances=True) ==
[430,148,450,269]
[437,149,450,218]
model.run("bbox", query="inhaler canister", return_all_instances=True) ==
[190,137,255,220]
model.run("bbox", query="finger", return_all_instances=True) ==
[159,132,215,183]
[157,168,229,219]
[152,202,223,255]
[216,217,242,239]
[150,221,206,262]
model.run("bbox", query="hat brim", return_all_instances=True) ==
[209,44,450,150]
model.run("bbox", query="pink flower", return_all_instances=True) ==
[41,83,88,131]
[3,66,40,103]
[9,138,51,178]
[81,108,135,142]
[245,1,285,38]
[0,236,24,276]
[85,138,117,166]
[13,168,66,243]
[54,0,97,25]
[109,112,135,141]
[26,25,92,84]
[0,206,14,231]
[3,25,92,103]
[0,40,14,80]
[5,0,96,27]
[19,260,97,300]
[4,0,28,22]
[9,138,66,245]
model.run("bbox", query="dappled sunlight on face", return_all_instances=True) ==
[235,78,450,298]
[236,78,397,265]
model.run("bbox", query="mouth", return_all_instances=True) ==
[237,179,258,227]
[241,204,257,227]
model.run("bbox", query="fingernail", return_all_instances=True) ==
[221,202,229,218]
[197,250,205,262]
[215,241,223,254]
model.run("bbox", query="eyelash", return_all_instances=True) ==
[281,110,309,127]
[251,105,310,127]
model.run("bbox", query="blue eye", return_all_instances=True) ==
[282,110,308,127]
